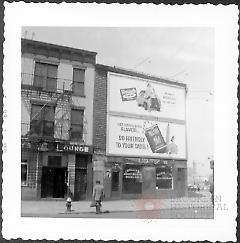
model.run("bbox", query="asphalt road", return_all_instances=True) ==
[23,207,214,219]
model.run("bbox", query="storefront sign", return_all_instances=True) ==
[108,72,186,121]
[107,116,186,159]
[56,143,93,154]
[123,168,142,179]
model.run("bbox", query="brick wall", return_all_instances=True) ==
[93,68,108,152]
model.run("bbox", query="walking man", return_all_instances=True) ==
[93,180,104,214]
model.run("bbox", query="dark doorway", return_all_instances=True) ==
[74,155,88,201]
[41,167,67,198]
[74,169,87,200]
[111,171,120,198]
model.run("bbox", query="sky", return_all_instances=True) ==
[21,27,214,177]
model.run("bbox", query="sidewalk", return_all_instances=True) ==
[21,192,213,216]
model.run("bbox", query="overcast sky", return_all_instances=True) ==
[22,27,214,177]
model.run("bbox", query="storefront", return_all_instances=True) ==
[93,66,188,200]
[21,140,93,200]
[101,157,187,199]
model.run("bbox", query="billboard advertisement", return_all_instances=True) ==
[108,72,186,121]
[107,116,186,159]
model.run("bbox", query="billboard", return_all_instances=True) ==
[107,116,186,159]
[108,72,186,121]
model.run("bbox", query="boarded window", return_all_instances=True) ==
[72,68,85,96]
[70,109,84,141]
[33,62,58,91]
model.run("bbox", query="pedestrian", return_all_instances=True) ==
[92,180,105,214]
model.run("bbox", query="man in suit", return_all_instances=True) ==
[93,180,105,214]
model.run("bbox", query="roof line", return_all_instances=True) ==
[21,38,97,56]
[96,63,187,88]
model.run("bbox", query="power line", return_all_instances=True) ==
[133,57,151,69]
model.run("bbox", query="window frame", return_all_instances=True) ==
[156,165,174,190]
[72,67,86,97]
[33,61,58,92]
[21,161,28,186]
[70,108,84,141]
[30,103,55,137]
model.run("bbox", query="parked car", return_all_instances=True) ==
[136,90,161,111]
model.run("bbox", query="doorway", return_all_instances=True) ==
[41,166,67,198]
[111,171,120,198]
[74,169,87,200]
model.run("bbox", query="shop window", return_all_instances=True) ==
[21,161,28,186]
[30,104,55,137]
[123,164,142,194]
[156,165,173,189]
[72,68,85,96]
[70,109,84,141]
[33,62,58,92]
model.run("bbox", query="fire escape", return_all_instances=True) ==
[21,72,73,151]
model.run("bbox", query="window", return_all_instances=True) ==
[33,62,58,92]
[70,109,84,141]
[72,68,85,96]
[21,161,28,186]
[30,104,55,137]
[75,155,88,169]
[123,164,142,194]
[48,156,62,167]
[156,165,173,189]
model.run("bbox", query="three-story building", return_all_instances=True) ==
[21,38,96,200]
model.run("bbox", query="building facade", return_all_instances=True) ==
[21,38,96,200]
[21,39,188,201]
[93,65,188,199]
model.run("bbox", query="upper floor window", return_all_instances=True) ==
[70,109,84,141]
[30,104,55,137]
[72,68,85,96]
[33,62,58,92]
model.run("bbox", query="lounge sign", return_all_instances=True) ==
[56,143,93,154]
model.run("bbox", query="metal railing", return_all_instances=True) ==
[21,123,84,142]
[21,73,73,93]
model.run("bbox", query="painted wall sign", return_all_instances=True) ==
[108,72,186,121]
[107,116,186,159]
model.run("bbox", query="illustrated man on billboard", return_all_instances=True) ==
[144,83,161,112]
[166,136,178,155]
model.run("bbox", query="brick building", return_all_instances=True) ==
[21,38,96,200]
[21,39,188,201]
[93,64,188,199]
